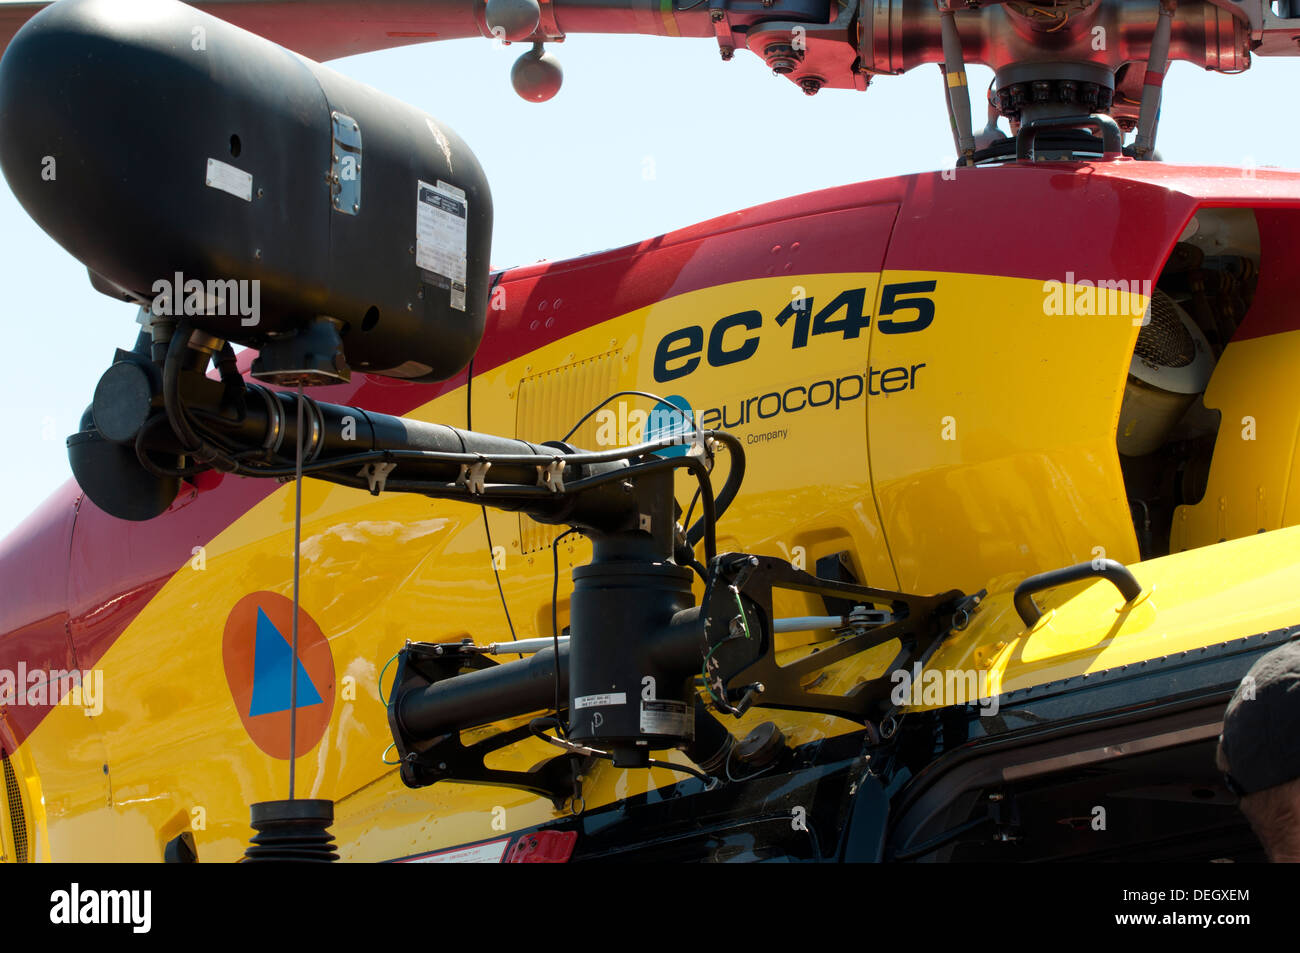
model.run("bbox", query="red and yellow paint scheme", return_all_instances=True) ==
[2,159,1300,862]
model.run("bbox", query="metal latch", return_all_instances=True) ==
[329,112,362,215]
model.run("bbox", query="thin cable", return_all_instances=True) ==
[483,509,520,655]
[683,485,702,533]
[378,650,400,704]
[288,382,304,801]
[725,742,777,784]
[134,414,204,479]
[560,390,694,443]
[465,353,522,658]
[529,719,717,788]
[551,528,579,736]
[205,428,715,480]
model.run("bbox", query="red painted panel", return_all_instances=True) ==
[0,482,78,752]
[1231,208,1300,343]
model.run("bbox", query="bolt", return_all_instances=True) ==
[800,77,822,95]
[710,8,724,20]
[720,45,734,61]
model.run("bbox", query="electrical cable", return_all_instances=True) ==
[465,354,521,657]
[482,509,520,654]
[134,413,205,479]
[162,321,241,472]
[560,390,694,444]
[175,428,714,480]
[529,718,717,788]
[683,485,702,533]
[288,382,305,801]
[378,650,400,705]
[724,741,777,784]
[551,527,580,737]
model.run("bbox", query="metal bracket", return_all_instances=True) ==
[458,460,492,495]
[358,461,397,495]
[709,0,735,57]
[386,641,582,807]
[686,429,714,470]
[700,553,967,722]
[842,605,893,633]
[536,0,565,41]
[537,459,566,493]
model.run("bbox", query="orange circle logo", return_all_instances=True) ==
[222,591,335,760]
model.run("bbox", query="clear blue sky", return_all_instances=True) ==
[0,28,1297,539]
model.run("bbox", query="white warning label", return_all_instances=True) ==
[415,179,468,311]
[640,699,693,737]
[574,693,626,710]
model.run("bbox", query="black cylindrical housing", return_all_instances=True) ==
[0,0,491,382]
[567,555,698,763]
[395,644,569,739]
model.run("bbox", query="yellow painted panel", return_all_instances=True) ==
[869,271,1142,596]
[1172,329,1300,548]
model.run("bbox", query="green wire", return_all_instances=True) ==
[378,650,400,705]
[732,587,753,640]
[702,588,754,705]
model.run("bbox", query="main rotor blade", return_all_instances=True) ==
[0,0,712,62]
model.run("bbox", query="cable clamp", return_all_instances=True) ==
[686,429,714,470]
[537,458,566,493]
[358,461,397,496]
[458,459,492,495]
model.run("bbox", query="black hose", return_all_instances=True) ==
[162,322,240,472]
[686,430,744,555]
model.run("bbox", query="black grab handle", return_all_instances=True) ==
[1013,558,1143,628]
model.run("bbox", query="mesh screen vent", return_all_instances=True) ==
[1,749,28,863]
[1134,290,1195,368]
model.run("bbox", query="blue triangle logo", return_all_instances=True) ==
[249,606,324,717]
